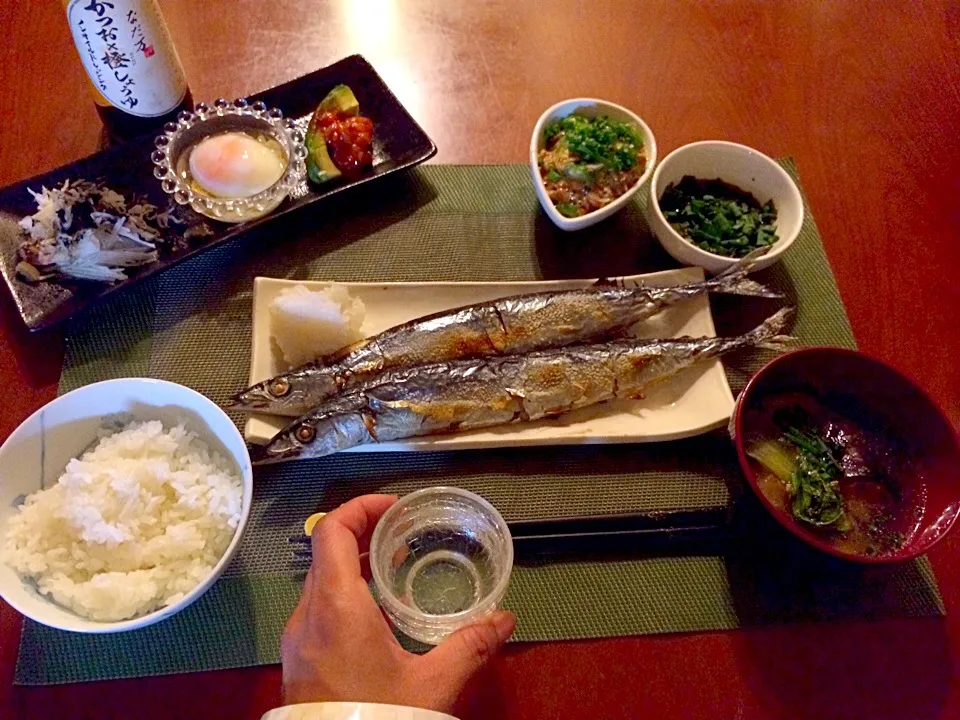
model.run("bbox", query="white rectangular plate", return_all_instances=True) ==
[244,267,735,451]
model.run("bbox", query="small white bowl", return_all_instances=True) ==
[530,98,657,231]
[648,141,804,274]
[0,378,252,633]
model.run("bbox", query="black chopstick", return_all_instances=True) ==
[289,506,728,562]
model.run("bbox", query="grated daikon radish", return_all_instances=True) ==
[269,285,366,368]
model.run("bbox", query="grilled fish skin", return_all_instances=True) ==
[252,307,794,464]
[229,262,782,418]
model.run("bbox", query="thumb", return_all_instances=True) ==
[416,610,516,701]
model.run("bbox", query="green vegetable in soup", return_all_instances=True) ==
[555,203,580,218]
[784,427,847,527]
[749,427,849,529]
[747,438,797,483]
[660,176,779,259]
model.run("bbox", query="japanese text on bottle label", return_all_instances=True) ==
[67,0,187,118]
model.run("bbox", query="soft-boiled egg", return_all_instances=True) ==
[188,132,287,199]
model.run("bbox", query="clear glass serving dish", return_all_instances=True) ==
[151,98,307,224]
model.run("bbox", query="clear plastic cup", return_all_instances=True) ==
[370,487,514,645]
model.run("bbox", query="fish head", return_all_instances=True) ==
[251,397,372,465]
[226,368,341,417]
[250,415,323,465]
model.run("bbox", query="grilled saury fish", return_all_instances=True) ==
[229,262,780,417]
[252,307,794,464]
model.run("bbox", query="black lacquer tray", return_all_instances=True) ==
[0,55,436,331]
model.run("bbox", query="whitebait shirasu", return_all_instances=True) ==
[17,179,160,283]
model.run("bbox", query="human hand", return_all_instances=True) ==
[281,494,516,712]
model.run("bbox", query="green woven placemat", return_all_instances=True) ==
[15,162,944,685]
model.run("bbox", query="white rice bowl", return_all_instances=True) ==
[0,378,252,632]
[3,420,243,623]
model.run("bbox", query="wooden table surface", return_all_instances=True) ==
[2,1,959,718]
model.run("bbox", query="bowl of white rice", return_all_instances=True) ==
[0,378,252,633]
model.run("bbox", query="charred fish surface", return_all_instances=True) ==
[252,308,794,464]
[230,261,781,417]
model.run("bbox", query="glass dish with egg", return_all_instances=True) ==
[152,98,307,223]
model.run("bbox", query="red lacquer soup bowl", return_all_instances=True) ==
[732,347,960,564]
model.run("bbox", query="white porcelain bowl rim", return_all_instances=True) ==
[529,97,658,231]
[0,377,253,633]
[648,139,803,264]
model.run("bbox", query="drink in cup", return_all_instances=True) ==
[370,487,513,645]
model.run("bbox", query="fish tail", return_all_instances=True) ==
[708,273,783,299]
[744,307,797,350]
[716,246,771,276]
[703,248,783,299]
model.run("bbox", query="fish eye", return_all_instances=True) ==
[295,424,316,443]
[269,378,291,397]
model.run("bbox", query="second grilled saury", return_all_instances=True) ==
[229,261,780,417]
[254,307,794,464]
